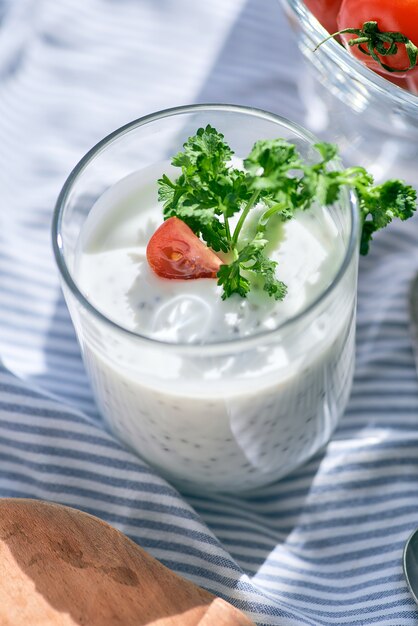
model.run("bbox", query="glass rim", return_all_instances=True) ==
[283,0,418,111]
[52,103,360,353]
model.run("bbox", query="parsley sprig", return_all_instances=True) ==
[158,125,416,300]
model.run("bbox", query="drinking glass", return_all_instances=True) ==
[52,104,359,493]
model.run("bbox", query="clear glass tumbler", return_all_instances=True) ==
[52,104,359,493]
[282,0,418,185]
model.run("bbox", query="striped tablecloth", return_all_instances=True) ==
[1,0,418,624]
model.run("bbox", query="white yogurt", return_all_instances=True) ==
[72,163,357,492]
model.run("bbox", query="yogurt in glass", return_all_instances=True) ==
[52,105,359,493]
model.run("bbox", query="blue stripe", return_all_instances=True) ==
[0,433,155,473]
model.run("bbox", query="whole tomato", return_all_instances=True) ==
[337,0,418,77]
[304,0,342,34]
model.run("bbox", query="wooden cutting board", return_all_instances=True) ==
[0,498,255,626]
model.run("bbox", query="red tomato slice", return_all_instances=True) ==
[337,0,418,77]
[146,217,222,280]
[304,0,342,35]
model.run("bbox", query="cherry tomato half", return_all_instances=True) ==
[337,0,418,77]
[304,0,342,35]
[146,217,222,280]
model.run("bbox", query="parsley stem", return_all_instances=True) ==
[260,202,286,224]
[224,214,232,243]
[231,191,260,248]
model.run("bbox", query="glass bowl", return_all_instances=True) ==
[282,0,418,185]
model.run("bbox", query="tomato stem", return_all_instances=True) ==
[314,21,418,74]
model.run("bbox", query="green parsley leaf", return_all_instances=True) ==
[244,139,301,177]
[171,124,233,174]
[356,179,417,254]
[217,261,251,300]
[250,251,288,301]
